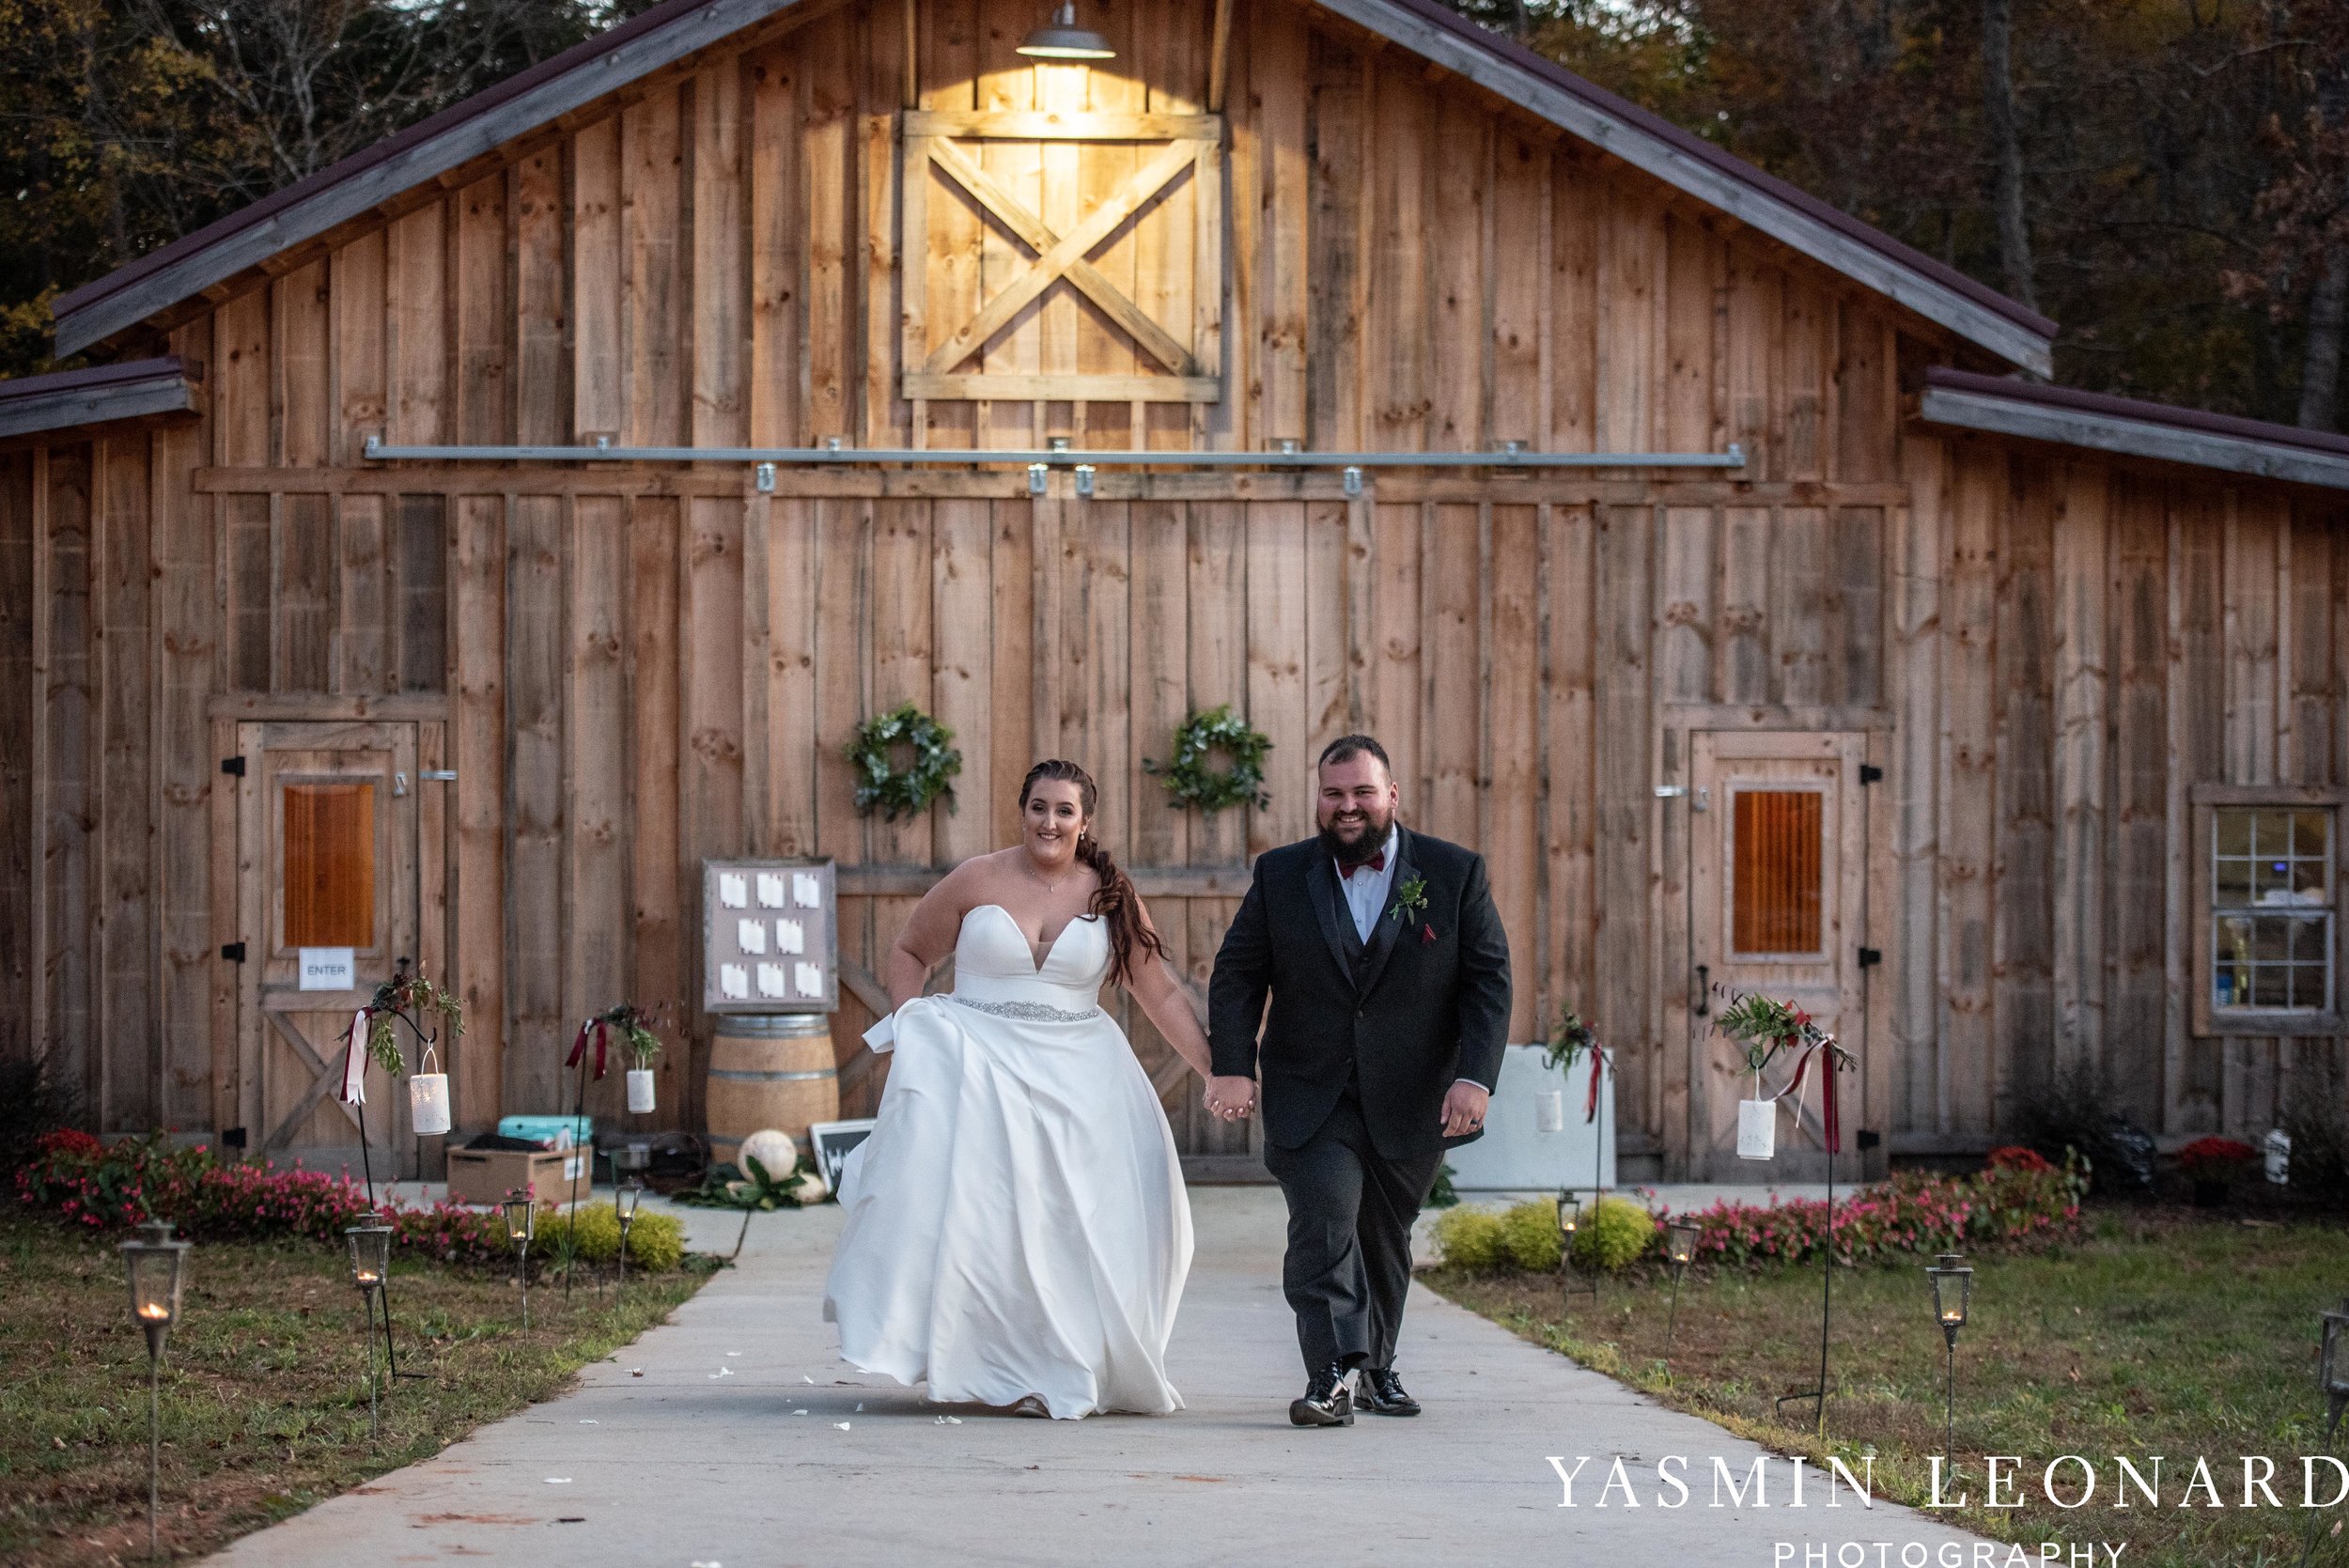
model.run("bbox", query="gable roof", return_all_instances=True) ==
[51,0,2057,375]
[1920,367,2349,492]
[0,358,196,442]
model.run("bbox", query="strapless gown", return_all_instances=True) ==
[821,905,1193,1418]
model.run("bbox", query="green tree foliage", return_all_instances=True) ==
[0,0,658,377]
[1439,0,2348,431]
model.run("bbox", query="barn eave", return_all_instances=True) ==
[1920,367,2349,493]
[49,0,2056,377]
[0,358,197,443]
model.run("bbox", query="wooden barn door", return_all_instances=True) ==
[233,722,422,1169]
[1689,731,1869,1179]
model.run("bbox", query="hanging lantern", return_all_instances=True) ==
[408,1044,451,1137]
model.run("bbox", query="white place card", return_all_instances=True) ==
[719,963,750,1000]
[794,961,823,997]
[792,872,821,908]
[755,873,787,908]
[718,872,749,908]
[756,963,788,999]
[775,918,805,955]
[737,918,767,955]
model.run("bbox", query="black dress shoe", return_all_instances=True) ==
[1356,1366,1421,1417]
[1288,1361,1354,1427]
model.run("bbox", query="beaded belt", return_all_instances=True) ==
[951,995,1101,1023]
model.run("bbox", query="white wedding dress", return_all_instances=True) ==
[822,905,1193,1418]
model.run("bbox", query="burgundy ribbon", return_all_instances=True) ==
[1582,1045,1610,1125]
[567,1018,609,1079]
[1781,1040,1843,1154]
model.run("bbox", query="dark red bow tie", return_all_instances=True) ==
[1344,851,1387,877]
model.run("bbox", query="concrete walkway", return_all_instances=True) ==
[210,1188,1988,1568]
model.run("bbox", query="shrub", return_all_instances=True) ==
[558,1202,687,1271]
[1430,1204,1509,1268]
[2285,1101,2349,1202]
[1985,1145,2051,1172]
[1572,1195,1655,1272]
[1499,1200,1563,1271]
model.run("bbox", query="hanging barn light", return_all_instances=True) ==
[1016,2,1114,60]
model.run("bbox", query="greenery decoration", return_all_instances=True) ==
[845,702,962,820]
[1143,705,1272,815]
[1712,988,1827,1072]
[596,1001,670,1069]
[365,967,464,1078]
[1544,1003,1599,1074]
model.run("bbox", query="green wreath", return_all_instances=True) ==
[845,702,962,820]
[1144,706,1272,815]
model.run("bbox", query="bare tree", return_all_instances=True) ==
[1980,0,2037,313]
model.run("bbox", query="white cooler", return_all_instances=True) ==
[1440,1043,1616,1192]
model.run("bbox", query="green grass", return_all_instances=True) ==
[0,1207,707,1565]
[1422,1205,2349,1568]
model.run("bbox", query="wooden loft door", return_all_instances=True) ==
[1688,731,1871,1180]
[230,722,426,1172]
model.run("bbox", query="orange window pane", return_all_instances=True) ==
[1733,789,1822,955]
[285,783,376,948]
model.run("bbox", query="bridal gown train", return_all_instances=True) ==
[821,904,1194,1418]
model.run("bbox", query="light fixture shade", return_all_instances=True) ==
[1016,2,1114,59]
[616,1180,643,1223]
[1666,1219,1700,1267]
[121,1219,190,1335]
[345,1214,394,1292]
[1927,1251,1972,1329]
[503,1192,537,1244]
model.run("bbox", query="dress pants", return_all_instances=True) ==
[1261,1083,1444,1375]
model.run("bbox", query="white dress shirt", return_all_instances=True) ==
[1338,825,1401,944]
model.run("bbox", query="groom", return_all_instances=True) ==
[1206,734,1511,1427]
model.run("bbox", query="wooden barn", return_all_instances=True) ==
[4,0,2347,1182]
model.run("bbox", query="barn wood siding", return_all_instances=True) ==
[8,0,2345,1173]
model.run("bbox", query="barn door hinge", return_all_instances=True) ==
[221,942,247,963]
[1857,946,1882,968]
[221,756,246,776]
[1858,764,1883,784]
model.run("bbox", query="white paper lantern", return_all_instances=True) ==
[1736,1097,1777,1161]
[1534,1088,1565,1135]
[408,1047,451,1136]
[738,1127,797,1182]
[626,1068,657,1114]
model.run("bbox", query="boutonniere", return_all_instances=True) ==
[1391,875,1432,941]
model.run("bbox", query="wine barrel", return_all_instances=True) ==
[706,1014,839,1165]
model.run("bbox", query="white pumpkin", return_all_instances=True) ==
[737,1127,797,1183]
[787,1171,832,1204]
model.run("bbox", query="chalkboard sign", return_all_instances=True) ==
[701,859,838,1014]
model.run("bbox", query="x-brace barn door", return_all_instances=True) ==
[900,108,1224,407]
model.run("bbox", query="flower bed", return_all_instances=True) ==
[1663,1155,2085,1268]
[15,1130,515,1266]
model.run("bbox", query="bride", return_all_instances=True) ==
[822,760,1231,1419]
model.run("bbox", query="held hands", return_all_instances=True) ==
[1440,1079,1490,1138]
[1205,1073,1258,1123]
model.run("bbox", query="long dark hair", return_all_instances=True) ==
[1019,759,1168,988]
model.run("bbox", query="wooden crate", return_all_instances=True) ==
[444,1145,589,1208]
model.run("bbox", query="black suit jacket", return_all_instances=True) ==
[1208,826,1512,1161]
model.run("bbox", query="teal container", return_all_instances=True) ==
[497,1114,595,1146]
